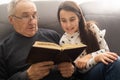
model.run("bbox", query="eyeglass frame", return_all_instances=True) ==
[12,14,39,22]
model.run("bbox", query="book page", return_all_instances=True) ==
[33,41,61,50]
[61,43,86,50]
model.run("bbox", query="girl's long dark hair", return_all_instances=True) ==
[57,1,100,53]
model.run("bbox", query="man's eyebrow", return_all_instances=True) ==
[22,11,37,15]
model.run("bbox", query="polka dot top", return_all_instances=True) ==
[59,24,109,73]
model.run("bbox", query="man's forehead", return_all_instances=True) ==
[15,1,37,15]
[15,1,36,11]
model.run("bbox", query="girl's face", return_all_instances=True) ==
[59,10,79,34]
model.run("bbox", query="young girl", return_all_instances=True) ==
[57,1,120,80]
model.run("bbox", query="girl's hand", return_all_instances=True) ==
[74,54,91,69]
[94,52,118,65]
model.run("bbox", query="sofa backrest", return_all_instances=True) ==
[0,1,120,54]
[81,0,120,54]
[35,1,63,34]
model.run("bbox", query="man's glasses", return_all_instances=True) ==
[12,14,39,22]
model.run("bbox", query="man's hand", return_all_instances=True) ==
[57,62,75,78]
[27,61,54,80]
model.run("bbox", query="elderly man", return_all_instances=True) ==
[0,0,75,80]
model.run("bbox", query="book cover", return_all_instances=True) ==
[26,41,87,64]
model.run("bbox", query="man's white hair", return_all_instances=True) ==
[7,0,33,16]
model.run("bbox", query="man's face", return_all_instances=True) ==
[9,1,38,37]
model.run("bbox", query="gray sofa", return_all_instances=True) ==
[0,1,120,55]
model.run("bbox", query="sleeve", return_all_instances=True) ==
[50,30,61,44]
[0,43,8,80]
[79,24,110,73]
[8,71,29,80]
[94,26,109,51]
[0,43,29,80]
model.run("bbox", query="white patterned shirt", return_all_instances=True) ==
[59,24,109,73]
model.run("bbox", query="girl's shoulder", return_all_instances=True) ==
[86,21,98,29]
[86,21,106,38]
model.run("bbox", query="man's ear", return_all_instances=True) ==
[8,16,14,25]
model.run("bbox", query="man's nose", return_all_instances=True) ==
[29,16,37,24]
[29,16,35,20]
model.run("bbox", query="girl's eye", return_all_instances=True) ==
[70,18,76,22]
[61,19,67,23]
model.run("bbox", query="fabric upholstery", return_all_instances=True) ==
[0,0,120,55]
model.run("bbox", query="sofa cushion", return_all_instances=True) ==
[80,0,120,54]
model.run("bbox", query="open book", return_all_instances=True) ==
[27,41,87,64]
